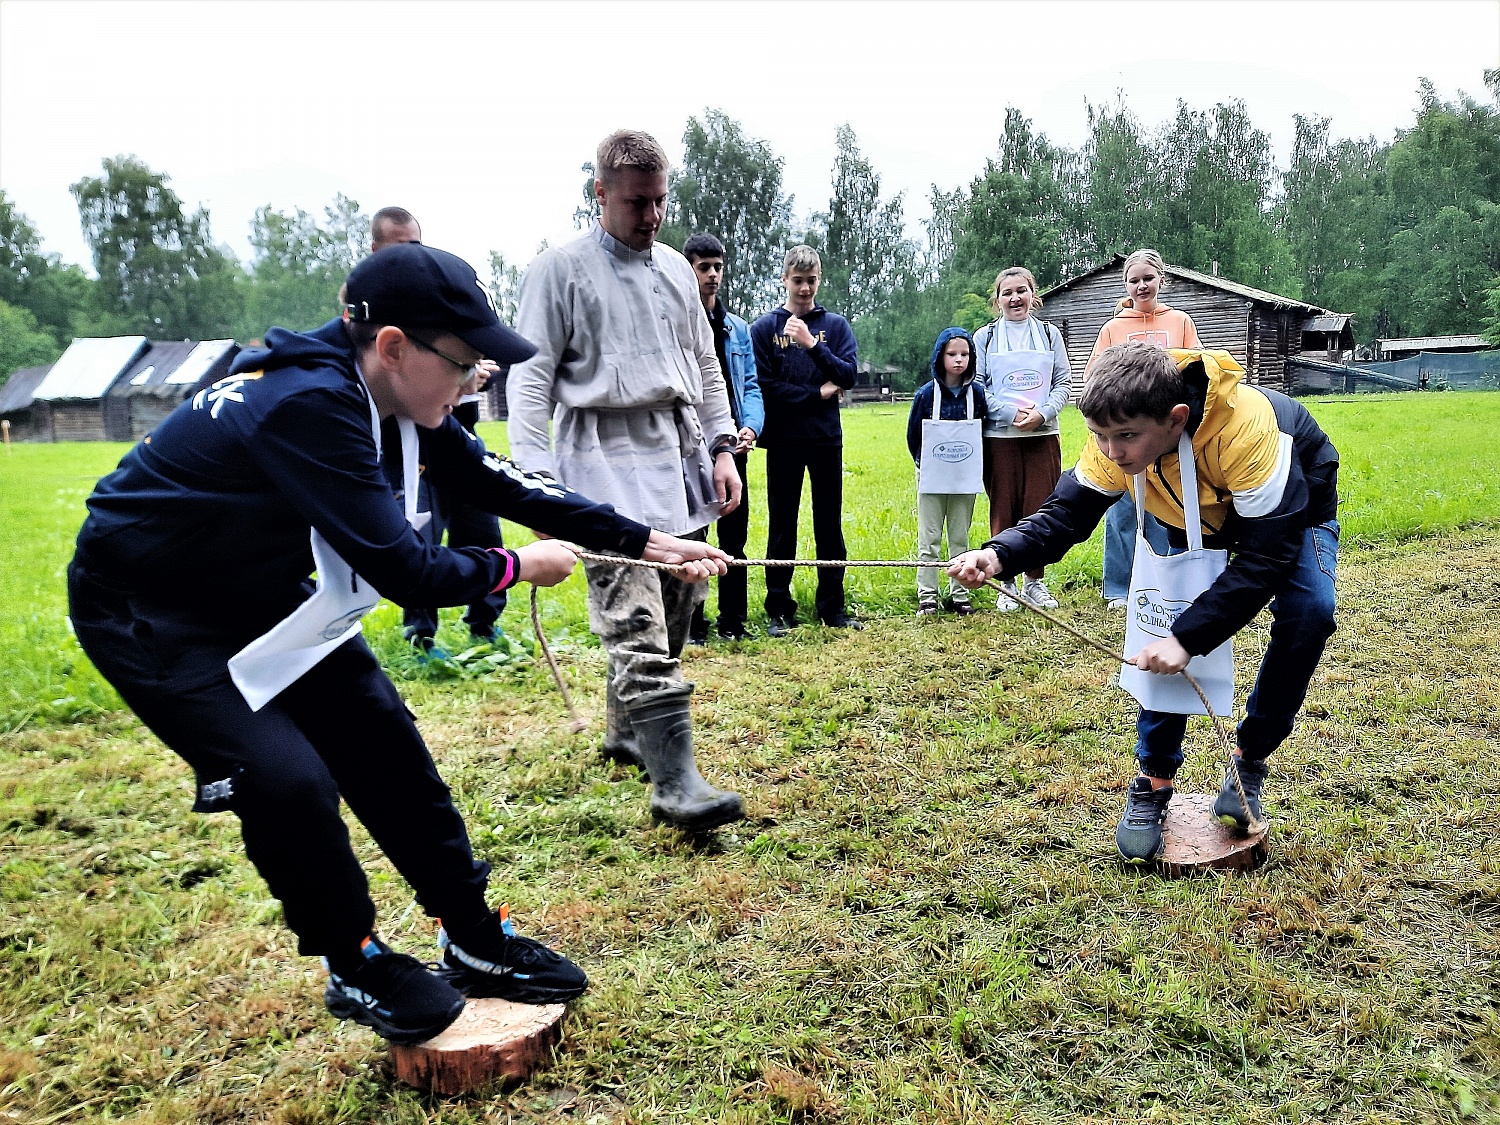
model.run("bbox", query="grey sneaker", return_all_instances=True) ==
[995,582,1021,612]
[1213,755,1269,831]
[1022,577,1059,609]
[1115,777,1174,863]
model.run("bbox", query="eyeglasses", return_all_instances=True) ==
[407,333,480,381]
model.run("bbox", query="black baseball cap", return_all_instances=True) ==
[343,243,536,365]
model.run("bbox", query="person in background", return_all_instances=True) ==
[751,245,861,635]
[683,233,762,644]
[1089,248,1199,609]
[364,208,511,657]
[907,326,987,615]
[507,130,746,831]
[973,266,1072,611]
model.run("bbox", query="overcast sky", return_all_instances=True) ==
[2,0,1496,280]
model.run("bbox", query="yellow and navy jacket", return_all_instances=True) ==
[983,349,1339,655]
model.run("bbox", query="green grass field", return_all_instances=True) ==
[2,393,1499,1123]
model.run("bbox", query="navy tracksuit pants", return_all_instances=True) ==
[67,561,492,959]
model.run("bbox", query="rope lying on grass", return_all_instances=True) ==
[527,546,1263,832]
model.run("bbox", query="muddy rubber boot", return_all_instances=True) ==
[601,678,645,771]
[629,691,744,831]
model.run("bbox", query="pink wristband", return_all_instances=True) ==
[488,547,518,594]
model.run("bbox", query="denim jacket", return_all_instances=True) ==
[723,308,764,437]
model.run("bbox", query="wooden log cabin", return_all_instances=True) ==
[19,336,238,441]
[1039,256,1354,392]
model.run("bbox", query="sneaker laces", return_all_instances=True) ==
[1122,781,1172,828]
[440,905,568,975]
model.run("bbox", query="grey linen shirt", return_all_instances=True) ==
[506,222,736,536]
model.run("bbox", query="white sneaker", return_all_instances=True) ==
[1107,597,1128,611]
[1022,578,1059,609]
[995,582,1022,612]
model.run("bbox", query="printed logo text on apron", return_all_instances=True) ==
[918,383,983,495]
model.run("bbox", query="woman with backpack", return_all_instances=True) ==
[974,266,1073,610]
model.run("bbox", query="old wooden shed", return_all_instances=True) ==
[1039,256,1354,391]
[108,339,239,440]
[20,336,239,441]
[0,363,57,441]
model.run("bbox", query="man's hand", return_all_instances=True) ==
[947,548,1001,589]
[785,315,817,349]
[473,358,501,393]
[643,532,731,581]
[1011,405,1044,431]
[1128,636,1192,676]
[713,450,743,514]
[515,540,579,587]
[819,381,841,400]
[735,426,757,453]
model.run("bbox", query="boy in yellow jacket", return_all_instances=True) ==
[949,342,1340,862]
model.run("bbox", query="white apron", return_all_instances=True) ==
[917,382,983,495]
[228,386,429,712]
[985,320,1052,419]
[1118,433,1235,715]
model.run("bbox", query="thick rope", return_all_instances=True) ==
[531,545,1261,832]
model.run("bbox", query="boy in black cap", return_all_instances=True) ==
[68,243,729,1044]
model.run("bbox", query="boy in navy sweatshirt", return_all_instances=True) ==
[69,244,729,1045]
[751,245,861,633]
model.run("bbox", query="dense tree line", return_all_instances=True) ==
[3,73,1498,390]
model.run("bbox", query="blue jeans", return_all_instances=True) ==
[1134,520,1339,780]
[1103,495,1171,600]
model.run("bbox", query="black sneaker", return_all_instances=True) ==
[323,935,466,1045]
[438,905,588,1004]
[688,607,710,646]
[717,623,749,641]
[821,613,864,631]
[765,615,796,638]
[1115,777,1174,864]
[1213,755,1269,831]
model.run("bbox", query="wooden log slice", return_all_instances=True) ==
[390,998,566,1095]
[1158,793,1270,876]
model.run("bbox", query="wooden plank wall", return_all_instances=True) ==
[129,398,177,441]
[48,402,109,442]
[103,397,133,442]
[1042,272,1274,391]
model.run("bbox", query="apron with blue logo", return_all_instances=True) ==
[917,382,983,495]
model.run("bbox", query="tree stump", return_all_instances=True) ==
[390,998,566,1095]
[1158,793,1270,876]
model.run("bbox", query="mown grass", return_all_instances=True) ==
[1,392,1499,1123]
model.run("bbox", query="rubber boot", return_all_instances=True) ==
[629,690,745,831]
[601,677,644,771]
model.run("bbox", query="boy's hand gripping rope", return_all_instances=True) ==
[527,547,1263,833]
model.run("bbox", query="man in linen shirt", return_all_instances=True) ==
[507,129,745,831]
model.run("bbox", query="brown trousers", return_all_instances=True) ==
[983,434,1062,581]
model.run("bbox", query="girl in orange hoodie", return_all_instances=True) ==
[1087,249,1201,608]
